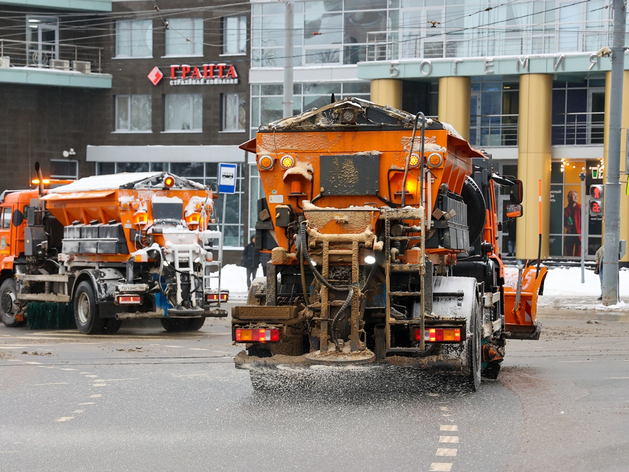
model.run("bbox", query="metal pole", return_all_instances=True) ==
[603,0,625,306]
[283,0,294,118]
[580,172,586,283]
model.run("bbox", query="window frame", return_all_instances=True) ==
[164,17,203,58]
[222,15,247,56]
[114,94,152,133]
[50,159,78,180]
[164,94,203,132]
[115,19,153,59]
[221,93,246,132]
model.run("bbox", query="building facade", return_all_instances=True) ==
[249,0,629,261]
[0,0,250,260]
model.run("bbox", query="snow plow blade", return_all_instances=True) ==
[504,265,547,340]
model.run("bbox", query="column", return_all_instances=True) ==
[370,79,402,110]
[438,77,471,141]
[604,71,629,262]
[517,74,553,259]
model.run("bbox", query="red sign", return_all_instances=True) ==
[148,63,239,86]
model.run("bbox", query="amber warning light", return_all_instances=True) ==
[414,327,462,343]
[163,175,175,188]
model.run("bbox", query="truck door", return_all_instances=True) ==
[0,206,12,257]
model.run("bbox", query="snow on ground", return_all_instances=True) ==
[219,264,629,311]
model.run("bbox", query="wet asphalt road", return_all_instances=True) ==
[0,305,628,472]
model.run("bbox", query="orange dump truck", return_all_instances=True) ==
[0,171,227,334]
[232,98,546,390]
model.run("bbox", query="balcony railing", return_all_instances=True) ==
[0,38,103,73]
[469,114,519,147]
[552,112,605,146]
[366,27,612,62]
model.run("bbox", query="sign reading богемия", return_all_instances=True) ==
[148,64,238,86]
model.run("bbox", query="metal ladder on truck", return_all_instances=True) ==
[201,223,226,303]
[382,207,427,356]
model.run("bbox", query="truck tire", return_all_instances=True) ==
[0,278,23,327]
[160,318,190,332]
[186,317,205,331]
[467,299,482,391]
[74,281,105,335]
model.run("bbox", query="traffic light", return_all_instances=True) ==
[590,184,604,216]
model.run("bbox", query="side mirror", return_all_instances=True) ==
[506,203,523,218]
[510,179,523,204]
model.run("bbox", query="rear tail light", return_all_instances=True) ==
[414,327,462,343]
[235,328,280,343]
[116,294,142,305]
[206,292,229,302]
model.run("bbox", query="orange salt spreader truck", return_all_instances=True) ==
[0,171,227,334]
[232,98,547,391]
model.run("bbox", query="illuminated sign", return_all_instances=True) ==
[147,63,239,86]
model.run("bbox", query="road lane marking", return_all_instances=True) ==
[436,448,457,457]
[439,436,459,444]
[90,394,102,398]
[96,378,138,382]
[440,425,458,432]
[32,382,69,386]
[439,406,450,411]
[429,463,452,471]
[60,368,76,371]
[85,375,98,378]
[56,417,74,422]
[24,361,41,365]
[72,410,84,414]
[79,402,96,405]
[92,384,106,387]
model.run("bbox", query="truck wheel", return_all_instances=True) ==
[160,318,190,332]
[74,281,105,335]
[0,279,23,327]
[467,300,482,391]
[186,317,205,331]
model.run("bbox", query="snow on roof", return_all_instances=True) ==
[49,172,162,193]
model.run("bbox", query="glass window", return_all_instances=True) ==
[117,162,149,173]
[222,93,246,131]
[2,207,11,229]
[223,15,247,55]
[170,162,204,178]
[165,18,203,56]
[165,94,202,131]
[50,160,78,179]
[115,95,152,132]
[116,20,152,58]
[97,162,115,175]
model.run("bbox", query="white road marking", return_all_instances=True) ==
[165,345,183,349]
[24,361,42,365]
[8,359,21,362]
[56,417,74,422]
[72,409,85,414]
[90,394,102,398]
[85,375,98,378]
[189,348,208,351]
[439,406,450,411]
[32,382,69,386]
[558,360,593,363]
[440,425,458,432]
[429,463,452,471]
[96,378,138,382]
[92,384,107,387]
[79,402,96,406]
[439,436,459,444]
[60,368,76,371]
[436,448,458,457]
[0,346,27,349]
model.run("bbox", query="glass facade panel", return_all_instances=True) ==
[223,15,247,55]
[115,95,152,132]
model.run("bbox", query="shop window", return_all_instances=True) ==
[223,15,247,55]
[50,159,78,179]
[222,93,246,131]
[116,20,152,58]
[164,94,202,131]
[165,18,202,56]
[115,95,152,132]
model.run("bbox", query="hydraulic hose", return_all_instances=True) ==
[331,287,354,349]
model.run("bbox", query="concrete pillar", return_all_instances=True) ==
[438,76,471,141]
[604,71,629,261]
[517,74,553,260]
[370,79,402,110]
